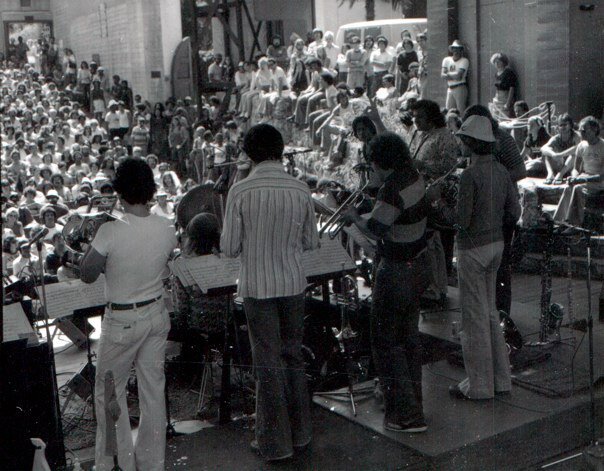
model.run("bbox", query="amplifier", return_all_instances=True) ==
[0,339,66,470]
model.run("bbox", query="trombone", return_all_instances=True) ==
[319,182,369,240]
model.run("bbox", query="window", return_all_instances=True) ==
[20,0,32,8]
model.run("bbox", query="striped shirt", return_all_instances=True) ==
[220,160,320,299]
[494,127,526,182]
[367,167,428,261]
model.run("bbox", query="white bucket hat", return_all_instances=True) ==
[456,115,496,142]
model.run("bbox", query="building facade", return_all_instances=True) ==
[426,0,604,120]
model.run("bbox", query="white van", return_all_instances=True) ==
[335,18,427,48]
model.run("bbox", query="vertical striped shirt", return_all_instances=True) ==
[367,167,428,261]
[220,160,320,299]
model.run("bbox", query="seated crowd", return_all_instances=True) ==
[2,28,603,283]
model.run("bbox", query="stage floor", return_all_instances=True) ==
[50,273,603,470]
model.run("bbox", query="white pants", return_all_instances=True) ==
[457,241,511,399]
[94,300,170,471]
[446,85,468,114]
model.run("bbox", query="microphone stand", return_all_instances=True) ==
[36,238,66,467]
[541,228,603,469]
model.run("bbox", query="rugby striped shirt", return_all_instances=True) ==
[220,160,320,299]
[367,167,428,261]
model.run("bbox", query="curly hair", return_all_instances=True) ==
[112,158,156,205]
[243,124,284,163]
[367,132,411,170]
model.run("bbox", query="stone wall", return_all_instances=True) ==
[49,0,182,103]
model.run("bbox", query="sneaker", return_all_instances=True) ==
[384,418,428,433]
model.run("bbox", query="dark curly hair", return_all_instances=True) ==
[112,158,156,205]
[410,99,446,129]
[368,132,411,171]
[243,124,284,163]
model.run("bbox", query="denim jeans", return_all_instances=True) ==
[371,254,428,425]
[243,294,312,459]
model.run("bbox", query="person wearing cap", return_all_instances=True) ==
[12,238,39,278]
[400,62,421,105]
[130,115,150,153]
[150,189,174,220]
[340,132,429,433]
[445,115,520,401]
[441,40,469,114]
[80,158,177,471]
[369,36,394,97]
[105,100,121,139]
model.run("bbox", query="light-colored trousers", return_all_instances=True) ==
[445,84,468,114]
[457,241,512,399]
[94,300,170,471]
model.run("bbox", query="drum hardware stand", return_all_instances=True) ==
[314,264,368,416]
[525,218,575,347]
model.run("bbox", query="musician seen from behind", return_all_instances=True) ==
[80,158,177,471]
[221,124,320,462]
[443,116,520,400]
[340,132,430,433]
[553,116,604,229]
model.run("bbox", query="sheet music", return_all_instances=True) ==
[3,303,36,343]
[302,237,356,277]
[172,255,240,292]
[44,276,106,319]
[172,239,355,292]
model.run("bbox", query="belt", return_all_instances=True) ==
[108,295,162,311]
[448,83,467,89]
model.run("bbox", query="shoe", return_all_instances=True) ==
[250,440,293,462]
[384,418,427,433]
[544,177,554,185]
[448,384,490,401]
[293,438,311,452]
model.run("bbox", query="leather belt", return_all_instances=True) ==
[108,295,162,311]
[448,83,467,89]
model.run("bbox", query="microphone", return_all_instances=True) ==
[27,227,49,248]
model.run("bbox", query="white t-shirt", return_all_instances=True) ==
[573,138,604,190]
[370,49,394,73]
[442,56,469,87]
[91,213,177,303]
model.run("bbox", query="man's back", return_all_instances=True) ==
[221,160,319,299]
[92,213,176,303]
